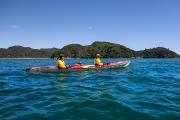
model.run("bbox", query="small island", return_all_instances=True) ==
[0,41,179,58]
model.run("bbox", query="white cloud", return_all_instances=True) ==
[11,25,20,29]
[88,26,93,30]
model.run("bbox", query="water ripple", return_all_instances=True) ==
[0,59,180,120]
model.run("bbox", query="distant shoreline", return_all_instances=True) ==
[0,57,79,59]
[0,57,179,60]
[0,42,179,58]
[0,58,50,59]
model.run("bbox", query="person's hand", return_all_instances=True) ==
[66,66,71,69]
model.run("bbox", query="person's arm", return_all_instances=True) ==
[97,59,103,66]
[94,59,96,65]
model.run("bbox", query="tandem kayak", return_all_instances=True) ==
[26,60,130,72]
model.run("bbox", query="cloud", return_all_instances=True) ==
[88,26,93,30]
[11,25,20,29]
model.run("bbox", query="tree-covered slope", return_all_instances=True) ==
[136,47,179,58]
[53,41,134,58]
[0,45,58,58]
[0,42,179,58]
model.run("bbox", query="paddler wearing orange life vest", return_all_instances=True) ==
[57,54,69,69]
[94,54,103,66]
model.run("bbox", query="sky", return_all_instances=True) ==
[0,0,180,54]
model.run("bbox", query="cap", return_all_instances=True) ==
[96,54,100,57]
[57,54,64,59]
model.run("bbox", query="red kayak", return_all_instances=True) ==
[26,60,130,72]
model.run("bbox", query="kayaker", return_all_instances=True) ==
[57,54,69,69]
[94,54,103,66]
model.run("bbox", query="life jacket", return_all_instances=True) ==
[57,59,66,69]
[94,58,103,66]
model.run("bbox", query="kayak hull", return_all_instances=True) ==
[26,60,130,72]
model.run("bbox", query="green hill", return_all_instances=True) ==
[0,42,179,58]
[0,45,58,58]
[135,47,180,58]
[55,41,134,58]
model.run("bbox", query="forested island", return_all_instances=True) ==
[0,41,179,58]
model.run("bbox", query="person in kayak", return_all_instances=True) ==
[57,54,69,69]
[94,54,103,66]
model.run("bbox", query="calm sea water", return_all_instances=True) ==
[0,58,180,120]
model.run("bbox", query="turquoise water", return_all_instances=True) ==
[0,58,180,120]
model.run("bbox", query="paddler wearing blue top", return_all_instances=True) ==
[94,54,103,66]
[57,54,69,69]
